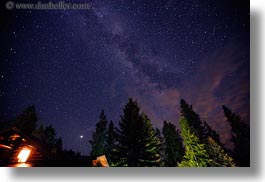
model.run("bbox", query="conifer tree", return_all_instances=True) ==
[207,136,235,167]
[180,99,222,144]
[162,121,184,166]
[115,98,141,166]
[178,117,212,167]
[105,120,117,165]
[13,105,38,134]
[116,98,160,167]
[43,125,57,147]
[202,121,221,145]
[33,123,62,155]
[89,110,108,157]
[180,99,204,140]
[201,121,234,166]
[138,114,161,166]
[33,123,46,140]
[155,128,165,166]
[222,105,250,167]
[179,99,234,166]
[55,137,63,153]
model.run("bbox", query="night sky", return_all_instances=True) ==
[0,0,249,154]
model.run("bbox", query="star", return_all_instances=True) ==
[0,0,250,155]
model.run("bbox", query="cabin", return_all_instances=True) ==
[0,121,93,167]
[0,126,51,167]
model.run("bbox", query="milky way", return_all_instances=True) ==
[0,0,249,154]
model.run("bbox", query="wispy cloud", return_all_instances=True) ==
[91,4,249,147]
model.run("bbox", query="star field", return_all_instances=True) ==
[0,0,249,154]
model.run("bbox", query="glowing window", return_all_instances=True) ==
[17,149,31,163]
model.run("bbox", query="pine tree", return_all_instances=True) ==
[155,128,165,166]
[162,121,184,167]
[202,121,221,145]
[89,110,108,157]
[55,137,63,153]
[178,117,212,167]
[222,105,250,167]
[180,99,224,144]
[115,98,141,166]
[13,105,38,134]
[179,99,234,167]
[180,99,204,140]
[33,123,46,140]
[105,120,117,166]
[33,124,61,155]
[138,114,161,167]
[201,121,234,166]
[115,98,160,167]
[207,136,235,167]
[43,125,57,147]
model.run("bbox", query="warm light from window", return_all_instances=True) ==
[17,148,31,163]
[15,163,31,167]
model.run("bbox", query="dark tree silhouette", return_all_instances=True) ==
[33,124,63,156]
[13,105,38,134]
[55,137,63,153]
[138,114,161,166]
[222,105,250,167]
[89,110,108,157]
[180,99,204,140]
[202,121,221,145]
[105,120,117,165]
[162,121,184,166]
[34,124,56,146]
[155,128,165,166]
[115,98,160,167]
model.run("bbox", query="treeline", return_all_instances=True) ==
[89,98,250,167]
[1,97,249,167]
